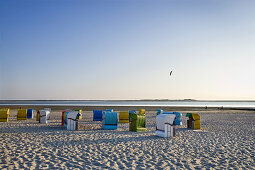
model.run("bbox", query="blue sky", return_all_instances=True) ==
[1,0,255,100]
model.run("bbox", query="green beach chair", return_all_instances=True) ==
[129,113,146,132]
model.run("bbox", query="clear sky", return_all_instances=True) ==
[1,0,255,100]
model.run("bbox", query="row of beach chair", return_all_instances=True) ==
[0,108,200,138]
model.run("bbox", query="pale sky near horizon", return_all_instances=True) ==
[1,0,255,100]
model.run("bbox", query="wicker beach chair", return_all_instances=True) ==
[0,108,10,122]
[129,113,146,132]
[155,114,176,137]
[186,113,201,129]
[39,110,50,124]
[102,111,118,130]
[119,111,129,123]
[17,109,27,120]
[67,111,82,130]
[27,109,34,119]
[93,110,103,121]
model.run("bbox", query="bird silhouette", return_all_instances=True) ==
[170,71,173,76]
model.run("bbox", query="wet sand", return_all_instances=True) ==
[0,108,254,169]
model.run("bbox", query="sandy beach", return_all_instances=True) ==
[0,108,254,169]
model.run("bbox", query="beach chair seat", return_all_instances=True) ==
[93,110,103,121]
[156,114,176,137]
[173,112,182,125]
[17,109,27,120]
[0,108,10,122]
[67,111,82,130]
[119,111,129,123]
[27,109,34,119]
[102,111,118,130]
[157,109,163,115]
[129,113,146,132]
[39,110,50,124]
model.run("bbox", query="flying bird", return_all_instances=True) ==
[169,70,173,76]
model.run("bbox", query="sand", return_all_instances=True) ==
[0,109,255,169]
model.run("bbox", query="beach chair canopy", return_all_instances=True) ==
[106,109,113,112]
[103,111,118,125]
[93,110,103,121]
[129,110,136,114]
[191,113,200,120]
[67,111,81,119]
[186,113,192,118]
[139,109,145,115]
[163,112,174,114]
[156,114,175,131]
[157,109,163,115]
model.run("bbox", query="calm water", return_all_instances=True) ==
[0,100,255,109]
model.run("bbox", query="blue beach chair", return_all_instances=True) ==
[93,110,103,121]
[27,109,34,119]
[173,112,182,125]
[102,111,118,130]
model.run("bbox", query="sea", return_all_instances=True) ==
[0,100,255,109]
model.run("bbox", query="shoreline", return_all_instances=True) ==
[1,105,255,111]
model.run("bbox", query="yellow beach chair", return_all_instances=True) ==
[119,111,129,123]
[0,108,10,122]
[17,109,27,120]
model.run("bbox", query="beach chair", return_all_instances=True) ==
[93,110,103,121]
[39,110,50,124]
[102,111,118,130]
[139,109,145,115]
[36,110,40,121]
[119,111,129,123]
[0,108,10,122]
[61,109,72,126]
[17,109,27,120]
[27,109,34,119]
[157,109,163,115]
[173,112,182,125]
[129,113,146,132]
[186,113,201,129]
[155,114,176,137]
[67,111,82,130]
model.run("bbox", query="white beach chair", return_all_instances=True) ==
[39,110,50,124]
[67,111,81,130]
[155,114,176,137]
